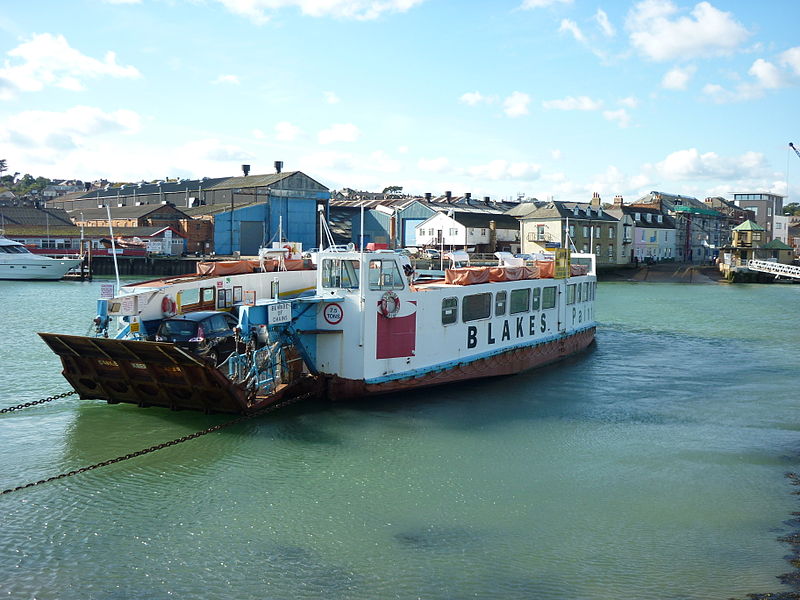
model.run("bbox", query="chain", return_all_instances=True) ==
[1,391,314,496]
[0,391,77,414]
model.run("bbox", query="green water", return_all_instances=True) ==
[0,279,798,599]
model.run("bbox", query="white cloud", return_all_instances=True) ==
[215,0,426,24]
[603,109,631,128]
[655,147,768,180]
[275,121,301,141]
[1,106,141,150]
[618,96,639,108]
[702,48,799,103]
[503,91,530,117]
[460,91,485,106]
[212,74,240,85]
[418,157,450,173]
[661,65,696,90]
[0,33,140,99]
[318,122,360,144]
[748,58,784,89]
[781,47,800,76]
[520,0,572,8]
[468,159,541,181]
[180,138,254,162]
[551,149,562,160]
[542,96,602,110]
[559,19,586,44]
[626,0,750,62]
[594,9,615,37]
[252,128,266,139]
[324,90,340,104]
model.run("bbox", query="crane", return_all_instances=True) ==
[791,142,800,159]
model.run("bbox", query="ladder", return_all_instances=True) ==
[747,259,800,280]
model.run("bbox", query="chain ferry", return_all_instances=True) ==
[40,248,596,413]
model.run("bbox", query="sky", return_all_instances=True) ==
[1,0,799,205]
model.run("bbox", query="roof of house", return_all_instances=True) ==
[733,219,766,231]
[761,239,792,250]
[70,204,190,220]
[77,177,231,199]
[0,206,75,226]
[205,171,329,192]
[518,201,617,222]
[453,211,520,229]
[608,205,676,229]
[181,199,261,217]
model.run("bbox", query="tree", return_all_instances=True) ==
[784,202,800,216]
[383,185,403,196]
[0,159,6,175]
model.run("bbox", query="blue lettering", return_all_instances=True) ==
[487,322,496,345]
[502,320,510,341]
[516,317,524,338]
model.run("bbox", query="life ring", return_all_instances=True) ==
[379,291,400,318]
[161,295,177,317]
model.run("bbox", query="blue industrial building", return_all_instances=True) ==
[186,170,329,255]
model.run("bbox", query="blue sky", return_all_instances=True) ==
[1,0,799,204]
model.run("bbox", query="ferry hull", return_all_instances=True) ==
[323,326,596,400]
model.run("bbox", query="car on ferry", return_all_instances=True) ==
[154,310,240,366]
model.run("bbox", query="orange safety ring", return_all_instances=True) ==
[161,295,177,317]
[379,291,400,318]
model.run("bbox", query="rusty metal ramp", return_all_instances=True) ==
[38,333,256,414]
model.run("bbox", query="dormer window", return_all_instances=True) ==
[657,215,663,223]
[573,206,579,216]
[634,212,641,221]
[645,213,651,222]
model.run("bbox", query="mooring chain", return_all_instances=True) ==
[0,391,314,497]
[0,391,77,414]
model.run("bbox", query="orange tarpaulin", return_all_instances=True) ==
[196,260,256,276]
[488,266,538,281]
[536,261,555,278]
[570,264,589,276]
[445,267,491,285]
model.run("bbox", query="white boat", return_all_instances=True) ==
[0,233,82,281]
[97,251,318,339]
[41,247,596,413]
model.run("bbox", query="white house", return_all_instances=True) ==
[414,211,520,253]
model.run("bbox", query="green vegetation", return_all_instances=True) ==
[784,202,800,216]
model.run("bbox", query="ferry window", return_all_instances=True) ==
[531,288,541,310]
[495,291,507,316]
[322,258,360,289]
[566,284,576,305]
[577,283,582,302]
[462,293,492,322]
[368,259,404,291]
[542,286,557,309]
[442,297,458,325]
[583,282,590,301]
[202,287,215,303]
[509,288,530,314]
[180,288,200,306]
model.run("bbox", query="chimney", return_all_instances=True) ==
[425,192,432,202]
[465,192,471,200]
[242,164,251,177]
[613,195,624,208]
[274,161,283,174]
[591,192,601,208]
[445,191,452,203]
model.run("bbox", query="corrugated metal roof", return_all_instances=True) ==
[69,204,190,220]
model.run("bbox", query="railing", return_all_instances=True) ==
[747,259,800,279]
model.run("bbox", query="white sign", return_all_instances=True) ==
[100,284,115,299]
[323,303,343,325]
[268,302,292,324]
